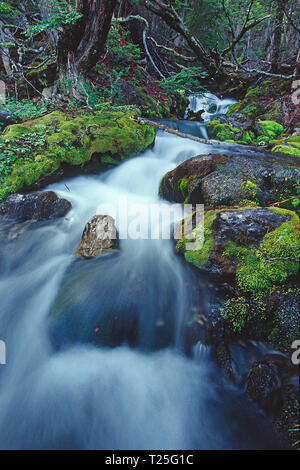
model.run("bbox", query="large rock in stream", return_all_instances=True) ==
[159,153,300,208]
[0,191,71,221]
[176,206,299,346]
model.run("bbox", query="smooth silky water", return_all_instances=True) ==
[0,96,280,449]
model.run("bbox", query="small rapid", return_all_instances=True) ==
[0,97,281,449]
[185,92,237,121]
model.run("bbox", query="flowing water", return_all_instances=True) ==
[0,95,281,449]
[186,92,237,121]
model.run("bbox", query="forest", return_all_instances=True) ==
[0,0,299,452]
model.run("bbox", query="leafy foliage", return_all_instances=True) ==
[160,67,208,93]
[25,1,82,39]
[0,99,48,122]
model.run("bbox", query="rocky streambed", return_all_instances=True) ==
[0,93,299,449]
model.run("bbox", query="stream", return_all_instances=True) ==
[0,94,282,449]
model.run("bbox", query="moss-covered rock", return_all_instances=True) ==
[206,117,285,147]
[176,207,299,295]
[159,154,300,211]
[178,207,299,352]
[254,120,284,139]
[159,153,229,203]
[226,78,292,125]
[206,120,241,141]
[272,135,300,158]
[0,106,155,200]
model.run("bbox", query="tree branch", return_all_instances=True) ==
[113,15,166,78]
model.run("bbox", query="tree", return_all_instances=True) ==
[57,0,117,76]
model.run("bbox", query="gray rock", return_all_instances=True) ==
[226,113,253,131]
[76,215,119,259]
[0,191,71,221]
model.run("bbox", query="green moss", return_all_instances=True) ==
[230,208,300,294]
[237,199,261,208]
[272,137,300,157]
[206,120,240,142]
[221,297,250,333]
[227,79,291,122]
[256,120,284,139]
[0,107,155,200]
[240,180,258,200]
[179,177,189,199]
[176,210,219,269]
[241,130,255,144]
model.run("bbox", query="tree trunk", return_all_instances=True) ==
[58,0,117,76]
[268,1,285,73]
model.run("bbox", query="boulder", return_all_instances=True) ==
[76,215,119,259]
[159,154,230,203]
[49,246,185,349]
[176,206,298,287]
[159,153,300,208]
[0,191,71,221]
[176,206,299,347]
[226,112,253,131]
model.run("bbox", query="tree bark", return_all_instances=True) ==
[268,1,285,73]
[58,0,117,76]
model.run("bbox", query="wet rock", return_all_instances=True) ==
[212,209,288,246]
[49,248,184,349]
[201,156,299,207]
[0,110,17,128]
[0,191,71,221]
[176,205,299,345]
[186,109,205,121]
[246,354,299,448]
[76,215,119,259]
[160,153,299,208]
[246,356,283,415]
[159,154,230,203]
[226,113,254,131]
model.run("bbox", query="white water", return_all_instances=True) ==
[0,128,278,449]
[186,92,237,121]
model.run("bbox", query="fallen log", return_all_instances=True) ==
[133,116,223,146]
[133,116,300,167]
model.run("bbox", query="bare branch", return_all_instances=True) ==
[113,15,166,78]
